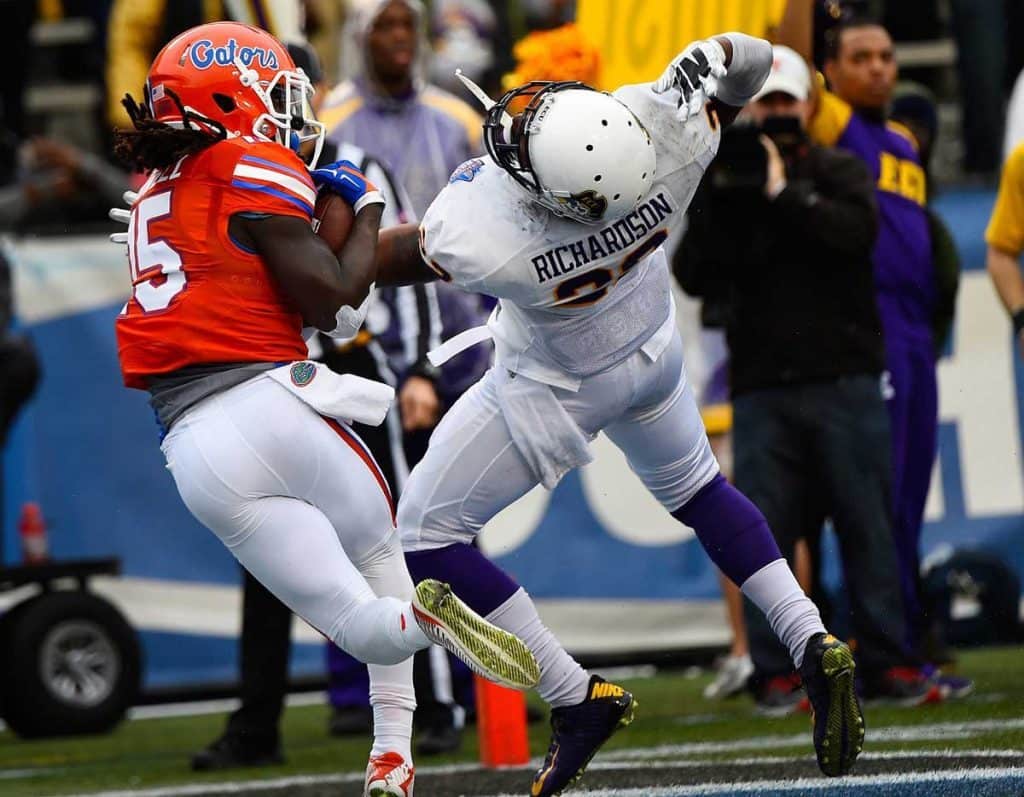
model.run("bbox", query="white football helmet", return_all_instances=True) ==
[478,80,656,224]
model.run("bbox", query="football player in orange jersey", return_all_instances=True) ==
[111,22,537,795]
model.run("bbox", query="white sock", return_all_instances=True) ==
[369,672,416,761]
[741,559,826,668]
[487,588,590,708]
[358,535,420,763]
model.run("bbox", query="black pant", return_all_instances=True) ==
[736,375,908,682]
[225,568,291,746]
[224,343,455,740]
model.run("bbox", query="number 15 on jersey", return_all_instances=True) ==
[123,190,188,314]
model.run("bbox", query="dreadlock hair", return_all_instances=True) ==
[113,88,227,173]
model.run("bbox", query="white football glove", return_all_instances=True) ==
[653,39,728,121]
[108,190,138,245]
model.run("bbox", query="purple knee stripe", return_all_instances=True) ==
[405,544,521,617]
[672,474,782,586]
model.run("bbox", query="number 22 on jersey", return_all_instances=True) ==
[123,189,187,314]
[553,229,669,307]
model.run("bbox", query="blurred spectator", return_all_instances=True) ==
[0,137,130,233]
[428,0,498,96]
[0,247,40,448]
[890,84,961,359]
[811,0,870,71]
[677,46,933,711]
[986,142,1024,359]
[778,2,971,699]
[320,0,482,218]
[105,0,304,130]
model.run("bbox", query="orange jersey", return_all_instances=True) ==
[116,137,316,389]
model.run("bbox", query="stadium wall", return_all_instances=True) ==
[1,188,1020,689]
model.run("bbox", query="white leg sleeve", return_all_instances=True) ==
[356,536,419,760]
[741,559,826,668]
[487,588,590,709]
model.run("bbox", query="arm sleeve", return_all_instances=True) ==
[808,87,854,148]
[106,0,166,129]
[986,144,1024,256]
[714,33,773,108]
[218,142,316,221]
[770,148,878,257]
[928,208,961,354]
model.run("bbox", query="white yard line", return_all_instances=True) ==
[128,693,327,721]
[605,717,1024,759]
[0,768,67,780]
[40,716,1024,796]
[483,766,1024,796]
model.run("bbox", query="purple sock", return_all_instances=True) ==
[672,474,782,586]
[405,544,520,617]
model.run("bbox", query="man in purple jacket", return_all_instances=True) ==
[778,2,970,699]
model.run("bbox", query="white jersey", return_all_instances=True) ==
[418,81,720,390]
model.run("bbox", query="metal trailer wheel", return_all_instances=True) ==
[0,590,141,737]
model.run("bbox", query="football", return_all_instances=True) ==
[312,189,355,253]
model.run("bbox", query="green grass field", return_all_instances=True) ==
[2,645,1023,797]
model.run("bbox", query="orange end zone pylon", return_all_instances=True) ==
[475,674,530,768]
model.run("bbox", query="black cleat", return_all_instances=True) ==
[415,722,462,756]
[531,675,636,796]
[799,633,865,777]
[190,733,284,771]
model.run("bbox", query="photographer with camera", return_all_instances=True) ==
[676,46,935,712]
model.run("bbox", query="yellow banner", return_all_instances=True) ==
[577,0,787,89]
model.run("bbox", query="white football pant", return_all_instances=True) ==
[161,375,421,719]
[400,329,719,550]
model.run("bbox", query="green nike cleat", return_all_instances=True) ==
[800,632,866,777]
[412,579,540,691]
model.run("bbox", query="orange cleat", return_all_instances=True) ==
[364,752,414,797]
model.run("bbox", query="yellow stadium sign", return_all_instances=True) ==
[577,0,787,89]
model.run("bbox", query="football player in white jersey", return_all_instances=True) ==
[372,33,866,794]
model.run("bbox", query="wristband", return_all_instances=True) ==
[354,190,385,214]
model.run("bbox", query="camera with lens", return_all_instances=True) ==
[709,115,804,198]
